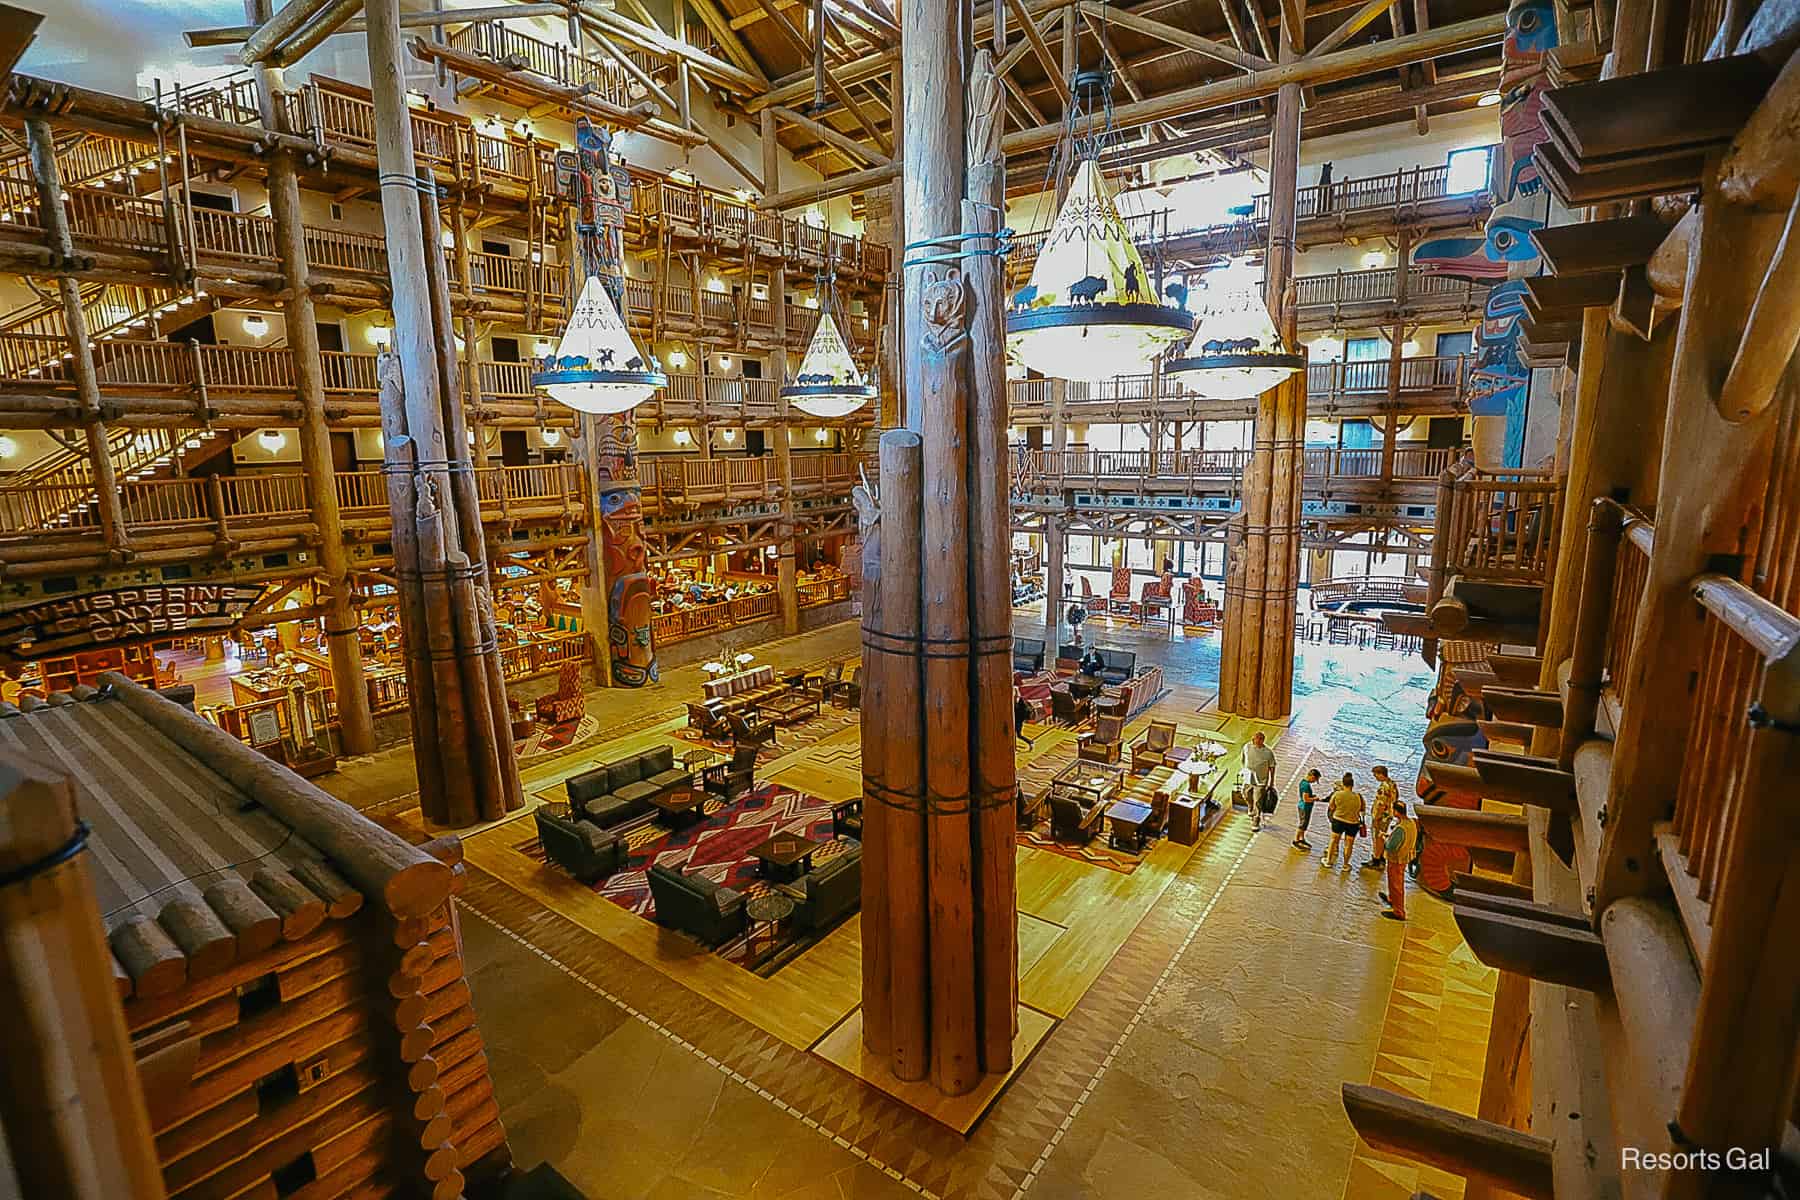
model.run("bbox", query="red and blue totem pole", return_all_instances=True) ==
[572,118,658,686]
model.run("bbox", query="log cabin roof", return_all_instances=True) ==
[0,681,435,1000]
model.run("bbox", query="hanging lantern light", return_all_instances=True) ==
[1164,258,1305,399]
[531,276,666,414]
[781,269,876,418]
[1005,68,1192,383]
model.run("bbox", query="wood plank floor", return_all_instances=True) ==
[455,675,1308,1124]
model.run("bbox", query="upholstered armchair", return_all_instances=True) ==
[826,666,862,708]
[535,661,585,725]
[687,701,727,739]
[1131,720,1178,773]
[1049,793,1103,843]
[1107,564,1137,619]
[806,661,844,698]
[1050,682,1087,726]
[1077,713,1126,764]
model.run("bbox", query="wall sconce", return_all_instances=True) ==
[733,188,753,202]
[514,117,533,137]
[258,429,286,451]
[673,428,693,446]
[542,429,562,446]
[242,314,269,338]
[718,355,732,370]
[668,348,688,368]
[530,250,543,264]
[721,428,737,443]
[0,434,15,459]
[804,297,819,309]
[813,428,829,443]
[706,278,725,293]
[441,229,455,248]
[1402,339,1421,356]
[534,339,553,356]
[368,325,392,347]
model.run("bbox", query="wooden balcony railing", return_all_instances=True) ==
[1437,468,1562,582]
[798,576,853,608]
[1004,355,1472,417]
[1012,445,1453,489]
[650,591,779,645]
[446,21,636,111]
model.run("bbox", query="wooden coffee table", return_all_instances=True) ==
[761,691,821,725]
[750,832,822,882]
[649,787,707,827]
[1105,798,1155,851]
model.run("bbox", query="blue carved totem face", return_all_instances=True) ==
[1409,0,1557,466]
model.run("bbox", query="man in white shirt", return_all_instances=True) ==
[1244,732,1276,831]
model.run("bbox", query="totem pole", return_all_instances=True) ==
[1413,0,1560,467]
[571,118,658,686]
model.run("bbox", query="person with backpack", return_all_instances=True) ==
[1324,772,1365,868]
[1378,799,1420,920]
[1292,767,1321,851]
[1243,732,1276,831]
[1362,765,1399,872]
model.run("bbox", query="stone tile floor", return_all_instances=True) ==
[352,612,1491,1199]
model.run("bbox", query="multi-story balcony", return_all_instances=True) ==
[1012,446,1456,493]
[1006,352,1473,422]
[0,461,588,574]
[1008,160,1493,282]
[638,451,869,513]
[0,338,879,431]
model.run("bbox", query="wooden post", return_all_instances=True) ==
[1381,234,1411,484]
[964,53,1018,1069]
[25,119,127,556]
[1598,192,1786,912]
[1044,378,1067,648]
[859,16,1015,1098]
[244,7,376,754]
[364,0,522,823]
[0,755,168,1200]
[773,264,800,634]
[760,107,780,198]
[1533,315,1675,757]
[1224,5,1305,719]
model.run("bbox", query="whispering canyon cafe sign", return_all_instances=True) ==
[0,583,265,662]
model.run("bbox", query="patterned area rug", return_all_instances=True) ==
[673,703,860,756]
[517,783,857,974]
[1016,766,1171,876]
[514,714,599,761]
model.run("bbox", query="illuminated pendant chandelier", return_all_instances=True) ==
[781,270,876,418]
[1005,68,1192,383]
[1165,258,1305,399]
[532,276,667,414]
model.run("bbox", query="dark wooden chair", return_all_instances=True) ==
[686,701,727,739]
[1049,794,1103,843]
[1050,683,1087,726]
[704,744,760,802]
[1077,713,1125,764]
[826,666,862,708]
[727,708,777,749]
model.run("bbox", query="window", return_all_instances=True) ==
[1345,337,1384,362]
[1446,146,1492,195]
[1435,331,1474,357]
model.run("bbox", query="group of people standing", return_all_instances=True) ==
[1242,732,1418,922]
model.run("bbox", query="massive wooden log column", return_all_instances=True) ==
[861,27,1017,1096]
[245,0,376,755]
[365,0,522,826]
[1220,11,1306,720]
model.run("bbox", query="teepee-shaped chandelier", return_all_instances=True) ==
[1005,68,1192,383]
[533,277,667,414]
[1165,258,1305,398]
[781,270,877,418]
